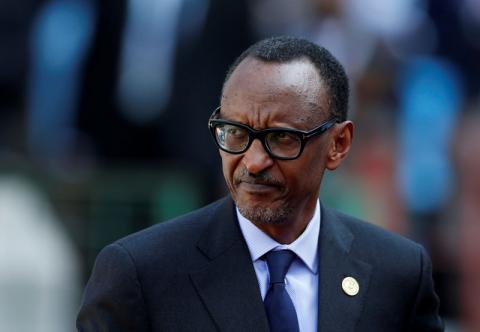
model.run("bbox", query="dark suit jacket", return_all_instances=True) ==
[77,196,443,331]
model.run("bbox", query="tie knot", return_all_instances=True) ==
[265,250,296,284]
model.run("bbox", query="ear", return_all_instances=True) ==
[326,121,353,170]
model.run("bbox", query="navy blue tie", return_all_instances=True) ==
[264,250,300,332]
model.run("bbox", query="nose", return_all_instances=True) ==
[242,139,274,174]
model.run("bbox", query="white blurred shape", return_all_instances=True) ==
[0,177,80,332]
[345,0,424,37]
[117,0,210,124]
[465,0,480,21]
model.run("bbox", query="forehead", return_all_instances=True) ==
[221,57,328,126]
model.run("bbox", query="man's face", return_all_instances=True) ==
[219,57,332,225]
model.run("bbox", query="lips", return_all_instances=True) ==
[234,175,282,187]
[237,181,280,194]
[239,178,279,186]
[234,176,284,194]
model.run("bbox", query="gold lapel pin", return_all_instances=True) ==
[342,276,359,296]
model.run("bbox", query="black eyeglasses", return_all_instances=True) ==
[208,107,338,160]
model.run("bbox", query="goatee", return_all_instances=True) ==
[237,203,293,225]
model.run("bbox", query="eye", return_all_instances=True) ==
[226,127,242,136]
[216,124,249,151]
[269,131,298,145]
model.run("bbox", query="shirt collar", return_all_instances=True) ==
[237,201,320,274]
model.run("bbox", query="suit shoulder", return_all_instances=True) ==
[112,197,230,259]
[326,207,423,260]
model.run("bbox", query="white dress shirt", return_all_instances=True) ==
[237,201,320,332]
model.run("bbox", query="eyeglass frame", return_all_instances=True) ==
[208,107,339,160]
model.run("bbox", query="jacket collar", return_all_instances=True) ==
[191,197,270,332]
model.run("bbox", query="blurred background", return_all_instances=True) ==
[1,0,479,331]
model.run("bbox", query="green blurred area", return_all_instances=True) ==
[0,165,205,281]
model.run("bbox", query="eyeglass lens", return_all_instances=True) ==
[266,131,301,157]
[216,124,249,151]
[214,123,302,158]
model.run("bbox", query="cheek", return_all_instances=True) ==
[284,156,326,192]
[305,143,329,174]
[220,152,241,186]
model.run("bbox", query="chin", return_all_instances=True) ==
[236,199,293,225]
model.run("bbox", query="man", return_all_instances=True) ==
[77,37,443,331]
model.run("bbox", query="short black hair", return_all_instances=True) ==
[223,36,349,121]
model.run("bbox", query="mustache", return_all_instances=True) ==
[233,168,283,187]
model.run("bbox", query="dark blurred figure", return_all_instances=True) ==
[0,0,41,154]
[428,0,480,99]
[78,0,253,170]
[455,111,480,332]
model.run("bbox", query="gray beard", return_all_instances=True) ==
[237,204,294,225]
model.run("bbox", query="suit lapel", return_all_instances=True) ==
[190,197,270,332]
[317,205,372,332]
[189,198,373,332]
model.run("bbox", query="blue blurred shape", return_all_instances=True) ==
[397,57,463,213]
[26,0,96,160]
